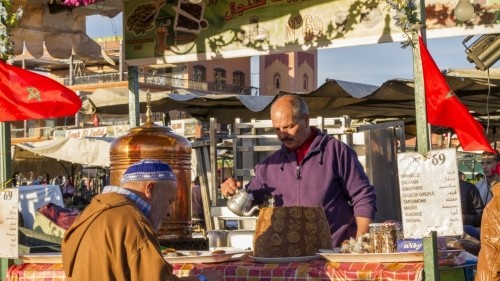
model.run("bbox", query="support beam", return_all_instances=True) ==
[414,1,439,280]
[128,66,140,127]
[0,122,12,280]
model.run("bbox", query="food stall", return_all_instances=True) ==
[2,115,476,281]
[1,0,493,278]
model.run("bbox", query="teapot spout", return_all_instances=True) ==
[242,205,260,216]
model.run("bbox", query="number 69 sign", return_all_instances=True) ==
[397,148,463,239]
[0,188,19,258]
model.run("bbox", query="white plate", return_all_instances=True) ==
[164,250,251,264]
[318,250,463,263]
[318,252,423,263]
[249,255,320,264]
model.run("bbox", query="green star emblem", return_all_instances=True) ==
[27,87,41,102]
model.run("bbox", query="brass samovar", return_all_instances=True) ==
[109,93,192,238]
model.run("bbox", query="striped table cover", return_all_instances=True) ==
[6,259,424,281]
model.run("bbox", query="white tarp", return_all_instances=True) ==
[15,137,113,167]
[18,185,64,230]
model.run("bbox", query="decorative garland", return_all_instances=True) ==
[61,0,98,7]
[386,0,422,48]
[0,0,22,61]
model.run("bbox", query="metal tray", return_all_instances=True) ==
[319,252,423,263]
[164,250,251,264]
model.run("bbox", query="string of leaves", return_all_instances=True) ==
[0,0,22,61]
[61,0,98,7]
[386,0,421,48]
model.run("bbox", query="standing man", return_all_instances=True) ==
[476,152,500,206]
[62,159,220,281]
[221,93,377,247]
[476,153,500,280]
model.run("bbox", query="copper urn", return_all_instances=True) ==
[109,117,192,239]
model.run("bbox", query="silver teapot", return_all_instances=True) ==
[227,189,260,216]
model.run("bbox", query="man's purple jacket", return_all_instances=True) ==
[246,129,377,247]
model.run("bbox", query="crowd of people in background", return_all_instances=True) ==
[12,169,110,210]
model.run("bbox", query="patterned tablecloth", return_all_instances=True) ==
[6,259,424,281]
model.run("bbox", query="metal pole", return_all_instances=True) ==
[128,66,140,127]
[69,55,73,86]
[119,40,124,81]
[0,122,12,280]
[413,36,429,154]
[0,122,12,187]
[414,0,439,279]
[21,61,27,138]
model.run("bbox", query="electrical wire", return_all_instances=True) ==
[485,68,491,139]
[110,17,118,41]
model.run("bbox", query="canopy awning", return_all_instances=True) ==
[80,68,500,123]
[14,137,114,167]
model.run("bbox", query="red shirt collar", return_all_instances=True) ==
[295,127,318,163]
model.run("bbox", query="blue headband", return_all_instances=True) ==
[121,159,176,185]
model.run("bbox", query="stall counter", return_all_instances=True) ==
[6,259,425,281]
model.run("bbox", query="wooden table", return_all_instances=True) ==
[6,259,425,281]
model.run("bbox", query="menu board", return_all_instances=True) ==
[0,188,19,258]
[397,148,463,239]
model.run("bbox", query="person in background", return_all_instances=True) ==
[41,172,50,184]
[220,93,377,247]
[29,171,41,185]
[459,171,484,240]
[12,171,20,187]
[476,152,500,206]
[51,174,63,186]
[191,176,204,221]
[459,171,468,182]
[62,159,221,281]
[475,173,485,183]
[61,176,76,207]
[475,154,500,280]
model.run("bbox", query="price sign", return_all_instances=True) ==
[0,188,19,258]
[397,148,463,239]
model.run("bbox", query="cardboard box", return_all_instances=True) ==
[397,237,447,252]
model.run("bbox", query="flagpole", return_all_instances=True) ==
[413,1,439,280]
[414,12,429,154]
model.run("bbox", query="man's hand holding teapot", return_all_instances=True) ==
[220,177,241,197]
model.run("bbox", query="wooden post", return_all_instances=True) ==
[413,0,439,279]
[192,140,214,231]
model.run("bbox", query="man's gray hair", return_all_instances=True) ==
[272,93,309,122]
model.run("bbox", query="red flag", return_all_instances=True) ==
[0,60,82,122]
[419,36,495,153]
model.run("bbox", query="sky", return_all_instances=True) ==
[86,14,496,87]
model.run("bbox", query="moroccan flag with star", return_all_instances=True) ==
[419,36,495,153]
[0,60,81,122]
